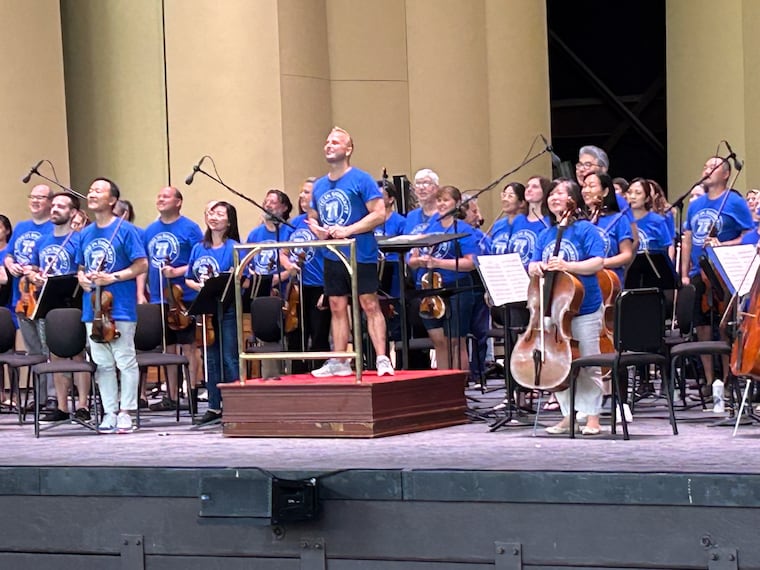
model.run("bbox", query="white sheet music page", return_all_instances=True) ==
[476,253,530,306]
[710,244,760,296]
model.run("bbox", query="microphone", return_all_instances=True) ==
[185,156,207,185]
[540,134,562,166]
[725,141,744,171]
[21,160,44,184]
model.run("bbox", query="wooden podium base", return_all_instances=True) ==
[219,369,468,438]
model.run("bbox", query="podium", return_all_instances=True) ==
[377,232,468,369]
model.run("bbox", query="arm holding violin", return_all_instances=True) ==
[4,253,25,278]
[88,258,148,287]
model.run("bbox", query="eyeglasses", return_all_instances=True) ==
[28,195,50,201]
[414,180,434,187]
[575,161,599,170]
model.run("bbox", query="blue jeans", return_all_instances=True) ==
[206,308,239,411]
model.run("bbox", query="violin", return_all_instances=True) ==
[88,213,128,343]
[165,282,192,331]
[730,253,760,378]
[419,268,445,319]
[511,202,585,392]
[15,276,38,318]
[90,288,120,343]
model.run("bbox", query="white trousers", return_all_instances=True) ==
[85,321,139,414]
[556,304,604,417]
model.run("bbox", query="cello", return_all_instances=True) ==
[730,252,760,378]
[588,198,621,354]
[510,202,584,392]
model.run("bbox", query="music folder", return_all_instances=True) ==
[704,244,760,297]
[32,274,82,320]
[624,251,678,290]
[187,272,235,316]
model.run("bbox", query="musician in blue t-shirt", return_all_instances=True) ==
[76,178,148,434]
[307,127,393,378]
[529,179,606,436]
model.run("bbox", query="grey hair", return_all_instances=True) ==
[413,168,440,185]
[579,145,609,170]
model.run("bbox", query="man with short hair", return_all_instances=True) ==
[29,193,92,422]
[143,186,203,411]
[307,127,393,377]
[77,178,147,433]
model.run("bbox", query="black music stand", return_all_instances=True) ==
[187,273,235,428]
[31,275,82,320]
[377,232,467,370]
[624,252,678,290]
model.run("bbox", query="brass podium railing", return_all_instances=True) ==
[233,238,363,383]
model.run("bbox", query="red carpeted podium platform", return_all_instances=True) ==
[219,369,468,438]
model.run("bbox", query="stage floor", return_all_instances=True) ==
[2,387,759,474]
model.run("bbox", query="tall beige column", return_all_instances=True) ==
[61,0,167,225]
[667,0,760,196]
[1,1,69,223]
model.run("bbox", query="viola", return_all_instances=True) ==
[511,202,585,392]
[15,276,37,318]
[90,288,120,343]
[419,268,445,319]
[730,256,760,377]
[597,269,620,355]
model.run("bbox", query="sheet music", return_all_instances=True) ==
[476,253,530,306]
[709,244,760,296]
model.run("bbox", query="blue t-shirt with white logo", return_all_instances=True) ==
[508,214,551,267]
[76,219,147,322]
[31,231,81,276]
[416,220,479,286]
[287,214,324,287]
[489,217,512,255]
[144,216,204,303]
[311,167,383,264]
[593,213,634,283]
[634,211,672,253]
[5,219,54,309]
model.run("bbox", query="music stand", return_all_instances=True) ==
[624,252,678,290]
[187,273,235,428]
[377,232,467,370]
[31,275,82,320]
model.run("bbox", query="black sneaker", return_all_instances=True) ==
[73,408,91,422]
[40,409,69,423]
[194,410,222,426]
[138,398,150,410]
[149,396,178,412]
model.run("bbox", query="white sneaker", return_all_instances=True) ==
[98,412,118,433]
[116,411,135,433]
[311,358,353,378]
[376,355,395,376]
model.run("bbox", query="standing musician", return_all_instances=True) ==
[284,178,331,373]
[408,185,479,372]
[681,156,754,401]
[507,176,551,268]
[581,172,634,283]
[76,178,148,434]
[143,186,204,411]
[245,189,295,293]
[404,169,440,236]
[489,182,526,255]
[374,177,406,343]
[306,126,394,377]
[529,179,606,436]
[627,178,674,258]
[28,193,90,423]
[4,184,55,406]
[23,193,92,422]
[0,215,12,315]
[185,201,240,426]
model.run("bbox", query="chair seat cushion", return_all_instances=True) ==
[136,353,189,367]
[670,341,731,358]
[0,354,47,367]
[572,352,668,369]
[33,361,96,375]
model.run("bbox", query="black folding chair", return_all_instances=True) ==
[568,288,678,440]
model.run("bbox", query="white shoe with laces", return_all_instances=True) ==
[311,358,353,378]
[376,355,395,376]
[98,412,118,433]
[116,411,135,433]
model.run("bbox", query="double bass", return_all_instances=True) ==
[510,203,584,392]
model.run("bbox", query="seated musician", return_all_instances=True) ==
[408,185,479,372]
[528,179,606,436]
